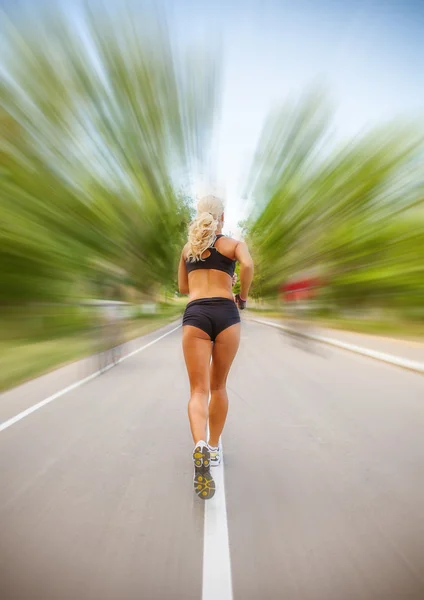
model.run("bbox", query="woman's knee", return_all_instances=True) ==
[190,384,209,397]
[210,380,226,393]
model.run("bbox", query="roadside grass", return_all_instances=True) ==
[0,309,182,393]
[247,308,424,340]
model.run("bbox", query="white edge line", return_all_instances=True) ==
[0,324,181,433]
[252,318,424,375]
[202,440,233,600]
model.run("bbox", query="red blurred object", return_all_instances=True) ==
[279,276,322,302]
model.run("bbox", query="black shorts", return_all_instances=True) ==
[183,297,241,342]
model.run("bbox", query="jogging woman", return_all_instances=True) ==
[178,195,254,500]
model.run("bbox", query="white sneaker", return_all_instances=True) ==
[208,441,222,467]
[193,441,215,500]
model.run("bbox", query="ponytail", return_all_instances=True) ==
[186,211,218,262]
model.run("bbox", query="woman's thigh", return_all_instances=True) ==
[182,325,213,392]
[210,323,241,388]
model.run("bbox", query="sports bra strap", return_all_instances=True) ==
[212,234,224,247]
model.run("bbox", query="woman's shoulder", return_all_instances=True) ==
[219,234,236,242]
[215,235,241,258]
[220,235,243,249]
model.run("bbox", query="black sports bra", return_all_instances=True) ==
[186,235,236,278]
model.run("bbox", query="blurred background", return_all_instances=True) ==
[1,0,423,391]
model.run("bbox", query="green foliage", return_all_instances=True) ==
[245,89,424,313]
[0,5,218,305]
[232,262,241,295]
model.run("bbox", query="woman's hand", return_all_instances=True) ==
[235,294,247,310]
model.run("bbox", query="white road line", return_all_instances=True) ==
[253,318,424,375]
[0,324,181,433]
[203,443,233,600]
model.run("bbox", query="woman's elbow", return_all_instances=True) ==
[179,284,189,295]
[242,259,254,272]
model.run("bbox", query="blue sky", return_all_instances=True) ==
[167,0,424,234]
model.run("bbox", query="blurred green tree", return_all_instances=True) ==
[244,88,424,315]
[0,4,219,304]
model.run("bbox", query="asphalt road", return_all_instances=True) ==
[1,319,424,600]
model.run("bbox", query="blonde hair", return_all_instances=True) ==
[186,195,224,262]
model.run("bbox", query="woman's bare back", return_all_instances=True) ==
[183,236,238,302]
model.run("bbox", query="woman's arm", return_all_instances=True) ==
[178,250,189,295]
[235,241,254,301]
